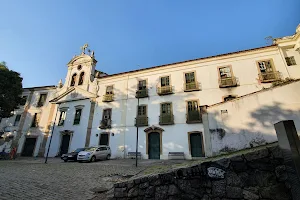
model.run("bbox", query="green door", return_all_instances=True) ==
[190,133,203,157]
[148,132,160,159]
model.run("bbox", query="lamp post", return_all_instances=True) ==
[45,104,60,164]
[135,92,140,167]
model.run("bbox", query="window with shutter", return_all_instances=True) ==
[285,56,296,66]
[185,72,195,83]
[161,76,170,86]
[106,86,113,94]
[138,80,147,90]
[73,109,82,125]
[138,105,147,116]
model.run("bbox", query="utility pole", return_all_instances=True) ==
[45,104,60,164]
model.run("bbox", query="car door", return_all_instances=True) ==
[95,148,101,159]
[99,147,107,159]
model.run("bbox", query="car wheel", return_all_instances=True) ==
[90,156,96,162]
[64,160,68,162]
[78,161,82,163]
[106,154,111,160]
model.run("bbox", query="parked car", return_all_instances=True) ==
[77,145,111,162]
[61,147,87,162]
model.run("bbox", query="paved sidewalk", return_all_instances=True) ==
[0,158,186,200]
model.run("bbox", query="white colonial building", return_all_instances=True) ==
[1,24,300,159]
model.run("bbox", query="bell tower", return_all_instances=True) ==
[64,44,97,92]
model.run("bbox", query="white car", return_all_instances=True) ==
[77,145,111,162]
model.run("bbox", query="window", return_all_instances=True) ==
[102,109,112,120]
[185,72,195,83]
[138,80,147,90]
[187,101,199,112]
[219,67,232,78]
[71,73,77,86]
[37,93,47,107]
[14,115,21,126]
[31,113,40,127]
[20,96,27,106]
[73,108,82,125]
[99,147,107,151]
[161,103,172,114]
[58,111,66,126]
[161,76,170,86]
[78,72,85,85]
[285,56,296,66]
[258,60,273,73]
[106,86,113,95]
[138,105,147,116]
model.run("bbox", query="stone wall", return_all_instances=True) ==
[110,146,292,200]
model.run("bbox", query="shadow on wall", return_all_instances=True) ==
[209,101,300,155]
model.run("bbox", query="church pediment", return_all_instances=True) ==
[67,54,97,66]
[49,87,97,103]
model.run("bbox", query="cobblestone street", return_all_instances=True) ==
[0,158,174,200]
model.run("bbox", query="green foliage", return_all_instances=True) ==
[0,62,23,118]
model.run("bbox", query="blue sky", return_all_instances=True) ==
[0,1,299,87]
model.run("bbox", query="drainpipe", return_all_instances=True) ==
[45,103,60,164]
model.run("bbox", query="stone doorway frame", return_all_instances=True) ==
[58,130,74,155]
[188,131,205,157]
[144,126,164,155]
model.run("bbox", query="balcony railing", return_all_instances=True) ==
[102,94,114,102]
[258,71,280,83]
[136,89,148,98]
[159,114,174,125]
[99,119,112,129]
[219,77,238,88]
[135,116,148,127]
[186,110,202,123]
[184,81,201,91]
[157,85,173,95]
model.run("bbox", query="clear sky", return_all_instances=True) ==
[0,1,299,88]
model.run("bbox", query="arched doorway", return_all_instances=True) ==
[189,132,204,157]
[148,132,160,159]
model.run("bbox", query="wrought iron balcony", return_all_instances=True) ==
[159,114,174,125]
[157,85,173,95]
[102,94,114,102]
[99,119,112,129]
[184,81,201,91]
[136,89,148,98]
[58,120,65,126]
[135,116,148,127]
[186,111,202,123]
[219,77,238,88]
[258,71,280,83]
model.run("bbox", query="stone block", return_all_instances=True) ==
[140,176,148,183]
[226,171,243,187]
[127,180,135,190]
[211,179,226,198]
[201,194,211,200]
[134,178,141,185]
[207,167,226,179]
[247,160,275,171]
[260,184,291,200]
[168,184,180,196]
[114,187,127,198]
[230,155,244,162]
[128,187,139,197]
[139,182,149,189]
[268,145,283,159]
[155,185,168,200]
[255,170,277,187]
[231,161,248,172]
[275,165,288,182]
[243,189,259,200]
[138,188,145,196]
[216,158,231,169]
[226,186,243,198]
[145,186,155,197]
[239,172,257,187]
[244,148,269,161]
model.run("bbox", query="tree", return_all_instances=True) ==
[0,62,23,118]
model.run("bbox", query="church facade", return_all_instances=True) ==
[1,24,300,159]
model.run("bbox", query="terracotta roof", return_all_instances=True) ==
[100,45,277,79]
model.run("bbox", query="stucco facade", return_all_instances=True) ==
[1,24,300,159]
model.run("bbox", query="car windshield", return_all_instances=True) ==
[85,147,97,152]
[73,148,86,153]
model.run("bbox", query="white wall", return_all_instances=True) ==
[207,81,300,155]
